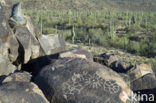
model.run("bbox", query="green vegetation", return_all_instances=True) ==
[24,9,156,58]
[13,0,156,11]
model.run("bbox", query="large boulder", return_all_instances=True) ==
[0,81,49,103]
[34,57,136,103]
[128,64,156,91]
[0,54,16,77]
[14,26,32,64]
[38,34,66,55]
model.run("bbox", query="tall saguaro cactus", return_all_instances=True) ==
[72,26,76,44]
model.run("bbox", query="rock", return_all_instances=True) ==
[0,82,49,103]
[14,26,32,64]
[59,48,93,61]
[8,33,19,62]
[25,15,40,37]
[0,1,19,60]
[2,71,32,83]
[30,35,40,59]
[9,3,26,28]
[110,60,127,73]
[35,57,136,103]
[0,0,6,5]
[0,54,16,77]
[128,64,156,91]
[0,41,9,57]
[94,53,127,73]
[0,2,10,42]
[94,53,118,67]
[23,16,41,59]
[38,34,66,55]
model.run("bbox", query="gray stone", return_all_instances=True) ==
[14,26,31,64]
[0,3,10,42]
[9,3,26,28]
[0,40,7,56]
[30,35,40,59]
[38,34,65,55]
[0,82,49,103]
[8,33,19,62]
[25,15,41,37]
[0,54,16,76]
[35,57,136,103]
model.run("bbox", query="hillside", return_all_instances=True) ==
[10,0,156,58]
[12,0,156,11]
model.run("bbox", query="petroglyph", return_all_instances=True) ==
[104,80,120,94]
[62,70,120,98]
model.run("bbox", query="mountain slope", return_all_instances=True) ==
[12,0,156,11]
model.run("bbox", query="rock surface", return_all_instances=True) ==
[38,34,66,55]
[0,54,16,76]
[34,57,136,103]
[0,82,49,103]
[59,48,93,60]
[93,52,156,99]
[94,53,127,73]
[128,64,156,91]
[14,26,32,64]
[2,71,32,83]
[9,3,26,28]
[0,1,66,70]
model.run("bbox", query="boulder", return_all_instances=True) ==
[2,71,32,83]
[0,2,10,41]
[0,2,13,57]
[9,3,26,28]
[59,48,93,61]
[0,82,49,103]
[94,53,118,67]
[0,41,9,57]
[34,57,136,103]
[94,53,127,73]
[0,54,16,77]
[14,26,32,64]
[24,16,41,59]
[8,33,19,62]
[0,1,19,61]
[38,34,66,55]
[110,60,127,73]
[128,64,156,91]
[25,15,40,37]
[30,34,40,59]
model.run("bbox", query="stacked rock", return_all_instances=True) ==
[0,1,66,76]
